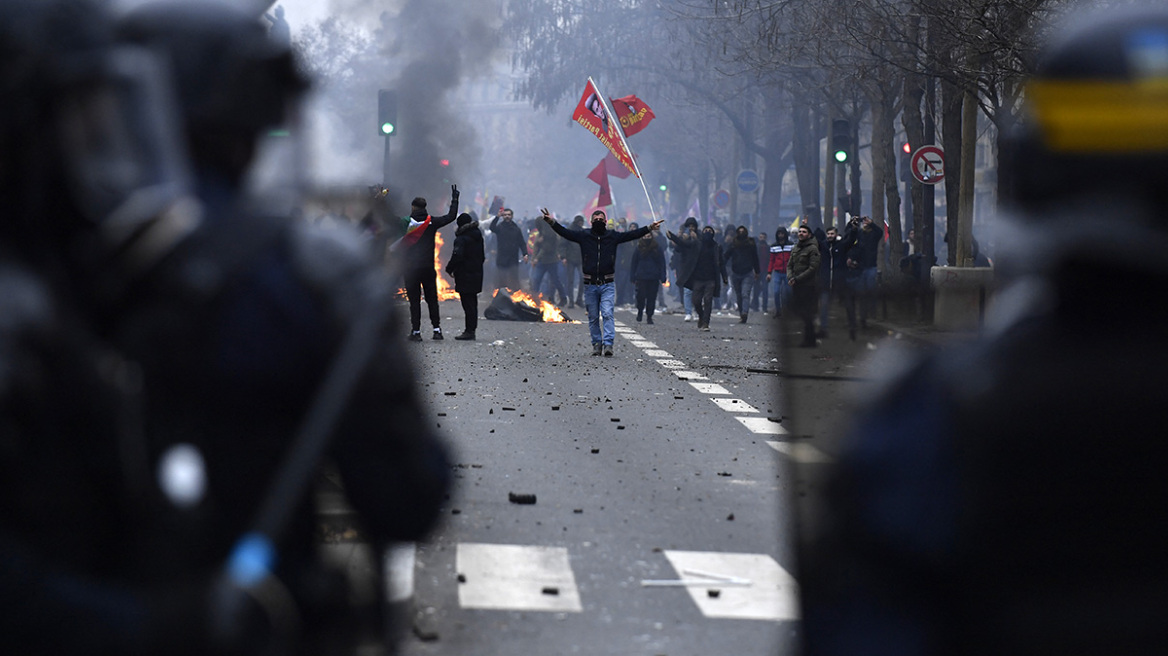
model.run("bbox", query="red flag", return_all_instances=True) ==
[603,152,631,180]
[587,159,613,207]
[572,78,638,178]
[610,95,655,138]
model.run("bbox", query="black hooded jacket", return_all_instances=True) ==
[549,221,651,278]
[403,198,459,271]
[445,220,485,294]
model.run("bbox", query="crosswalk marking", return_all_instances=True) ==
[456,543,583,612]
[662,550,800,621]
[643,349,672,358]
[629,340,657,348]
[711,398,759,413]
[655,359,685,368]
[672,370,708,380]
[767,440,832,463]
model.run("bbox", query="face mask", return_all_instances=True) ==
[591,220,606,234]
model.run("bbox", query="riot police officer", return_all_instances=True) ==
[800,4,1168,655]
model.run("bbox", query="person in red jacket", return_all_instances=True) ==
[766,226,794,317]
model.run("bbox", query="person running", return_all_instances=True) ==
[541,208,662,356]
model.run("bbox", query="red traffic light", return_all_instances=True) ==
[439,159,450,167]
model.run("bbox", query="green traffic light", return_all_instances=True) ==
[834,149,848,163]
[381,122,395,135]
[659,184,667,191]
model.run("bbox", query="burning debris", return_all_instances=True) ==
[484,288,576,323]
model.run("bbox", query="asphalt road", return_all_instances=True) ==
[373,297,796,656]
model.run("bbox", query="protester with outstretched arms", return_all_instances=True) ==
[541,208,662,356]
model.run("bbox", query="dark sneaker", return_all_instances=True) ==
[592,344,602,356]
[454,332,475,341]
[408,331,423,342]
[603,344,613,357]
[739,314,748,324]
[432,328,444,340]
[646,316,654,325]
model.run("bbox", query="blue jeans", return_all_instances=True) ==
[531,262,566,302]
[683,287,694,315]
[851,267,878,322]
[583,282,616,345]
[773,274,791,315]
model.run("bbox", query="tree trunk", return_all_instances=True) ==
[940,76,963,266]
[957,85,977,267]
[872,79,903,275]
[791,100,820,221]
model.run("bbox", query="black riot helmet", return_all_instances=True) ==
[1002,3,1168,216]
[117,0,310,186]
[0,0,196,267]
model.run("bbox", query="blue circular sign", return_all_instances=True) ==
[736,169,760,193]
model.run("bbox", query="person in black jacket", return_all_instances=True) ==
[489,208,528,293]
[845,215,882,330]
[723,225,761,323]
[818,223,859,339]
[670,225,728,331]
[542,208,662,356]
[401,189,459,341]
[630,231,667,324]
[445,213,485,340]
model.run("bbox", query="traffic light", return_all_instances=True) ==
[378,89,397,136]
[832,119,851,164]
[659,183,667,192]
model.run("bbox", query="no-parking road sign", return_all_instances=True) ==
[910,145,945,185]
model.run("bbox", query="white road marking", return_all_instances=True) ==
[689,382,730,394]
[767,440,833,463]
[384,542,416,602]
[672,370,708,380]
[656,359,685,368]
[629,340,658,348]
[662,550,800,621]
[456,543,583,612]
[711,398,760,413]
[736,416,786,434]
[643,349,673,358]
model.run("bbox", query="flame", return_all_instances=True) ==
[494,288,577,323]
[434,232,459,301]
[397,232,459,300]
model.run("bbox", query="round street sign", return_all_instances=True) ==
[712,189,730,209]
[910,145,945,185]
[736,169,760,193]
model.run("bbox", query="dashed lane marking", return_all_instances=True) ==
[767,440,832,463]
[655,359,685,368]
[689,382,731,395]
[385,542,416,602]
[736,416,786,434]
[456,543,583,612]
[711,398,760,413]
[672,370,708,380]
[644,349,673,358]
[662,550,800,621]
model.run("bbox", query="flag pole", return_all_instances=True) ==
[588,77,659,225]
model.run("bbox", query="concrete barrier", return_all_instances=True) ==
[930,266,994,332]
